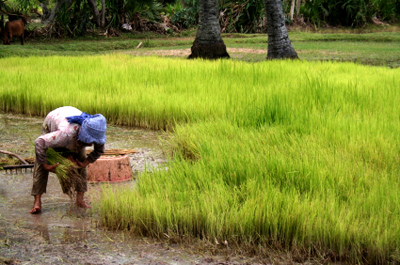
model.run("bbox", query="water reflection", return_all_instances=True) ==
[0,112,167,245]
[0,113,224,265]
[30,214,51,242]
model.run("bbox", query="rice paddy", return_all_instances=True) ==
[1,54,400,263]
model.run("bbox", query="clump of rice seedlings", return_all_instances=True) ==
[46,148,83,198]
[3,55,400,263]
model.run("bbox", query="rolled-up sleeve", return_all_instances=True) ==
[86,143,105,163]
[35,138,48,165]
[34,131,70,164]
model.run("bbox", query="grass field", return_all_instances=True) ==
[1,29,400,263]
[1,28,400,67]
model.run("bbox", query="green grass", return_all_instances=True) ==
[1,29,400,66]
[1,54,400,263]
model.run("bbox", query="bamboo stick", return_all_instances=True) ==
[0,150,29,164]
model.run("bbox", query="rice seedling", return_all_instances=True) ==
[46,148,83,198]
[1,55,400,262]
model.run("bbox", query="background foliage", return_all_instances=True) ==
[1,0,399,37]
[303,0,400,27]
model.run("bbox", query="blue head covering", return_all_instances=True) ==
[66,112,107,145]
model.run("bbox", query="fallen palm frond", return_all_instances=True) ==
[46,148,83,198]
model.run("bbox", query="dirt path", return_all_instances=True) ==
[123,48,269,58]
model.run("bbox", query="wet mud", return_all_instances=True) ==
[0,113,264,265]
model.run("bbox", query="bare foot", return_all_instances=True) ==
[76,192,91,209]
[76,201,91,209]
[30,203,42,214]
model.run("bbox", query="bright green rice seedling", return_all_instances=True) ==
[46,148,82,198]
[1,55,400,263]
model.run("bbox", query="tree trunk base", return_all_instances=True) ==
[188,42,230,59]
[267,50,298,60]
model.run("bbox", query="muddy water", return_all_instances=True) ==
[0,113,261,265]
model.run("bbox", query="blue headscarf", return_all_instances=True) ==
[66,112,96,125]
[66,112,107,145]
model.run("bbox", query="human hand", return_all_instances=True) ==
[68,156,89,168]
[43,163,59,173]
[76,159,90,168]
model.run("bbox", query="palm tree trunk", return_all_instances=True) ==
[289,0,295,21]
[44,0,74,24]
[295,0,301,17]
[265,0,298,59]
[188,0,230,59]
[87,0,101,27]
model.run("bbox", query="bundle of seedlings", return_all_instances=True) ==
[46,148,84,199]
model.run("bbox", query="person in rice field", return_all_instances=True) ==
[30,106,107,214]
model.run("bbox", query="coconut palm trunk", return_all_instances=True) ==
[296,0,301,17]
[87,0,101,27]
[44,0,74,24]
[188,0,229,59]
[265,0,298,59]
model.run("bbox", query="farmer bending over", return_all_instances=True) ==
[30,106,107,214]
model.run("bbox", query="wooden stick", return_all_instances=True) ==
[2,164,34,169]
[86,149,138,155]
[0,150,29,165]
